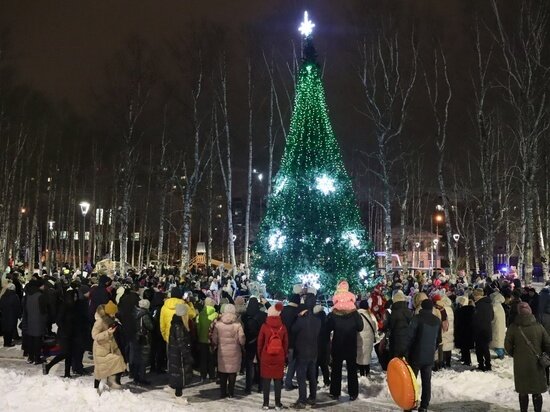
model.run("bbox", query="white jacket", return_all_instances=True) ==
[441,297,455,351]
[356,309,378,365]
[490,292,506,349]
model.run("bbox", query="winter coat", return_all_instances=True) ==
[25,287,48,337]
[0,289,21,334]
[490,293,506,349]
[356,309,377,365]
[454,304,475,350]
[91,306,126,379]
[135,307,154,364]
[197,305,218,344]
[258,316,288,379]
[160,297,184,342]
[327,309,363,360]
[211,312,245,373]
[505,313,550,394]
[440,297,455,351]
[168,315,194,389]
[281,303,299,349]
[406,309,442,368]
[385,300,413,358]
[315,310,331,365]
[538,287,550,335]
[88,276,112,321]
[118,290,140,341]
[242,299,267,356]
[473,296,494,343]
[291,310,321,362]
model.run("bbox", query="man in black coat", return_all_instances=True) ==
[472,288,494,371]
[326,298,364,401]
[405,299,441,412]
[118,283,141,379]
[242,297,268,393]
[281,292,300,390]
[88,275,112,321]
[384,290,413,358]
[291,293,321,408]
[0,283,22,347]
[454,296,475,365]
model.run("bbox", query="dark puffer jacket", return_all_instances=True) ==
[24,282,48,337]
[505,313,550,394]
[0,289,21,335]
[118,290,140,341]
[406,308,441,367]
[454,305,475,350]
[327,308,363,359]
[473,297,494,343]
[385,300,413,358]
[135,307,155,364]
[242,297,267,358]
[88,275,112,321]
[281,302,300,349]
[168,315,194,389]
[291,295,321,362]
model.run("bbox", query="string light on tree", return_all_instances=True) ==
[251,12,378,295]
[299,272,321,290]
[298,11,315,37]
[268,230,286,251]
[342,231,360,248]
[315,174,336,195]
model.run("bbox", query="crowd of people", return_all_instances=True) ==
[0,264,549,412]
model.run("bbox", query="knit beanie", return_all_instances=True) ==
[170,287,183,299]
[222,303,236,315]
[267,301,283,317]
[6,283,15,291]
[421,299,434,311]
[289,294,301,305]
[235,296,246,306]
[138,299,150,310]
[175,303,187,317]
[204,297,215,307]
[359,299,369,310]
[518,302,532,315]
[104,301,118,316]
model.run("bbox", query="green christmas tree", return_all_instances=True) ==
[251,13,378,296]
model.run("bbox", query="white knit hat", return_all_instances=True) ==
[138,299,150,310]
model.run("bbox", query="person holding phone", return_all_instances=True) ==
[91,301,126,393]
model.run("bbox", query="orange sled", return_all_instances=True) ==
[386,357,420,410]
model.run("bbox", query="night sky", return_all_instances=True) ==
[0,0,489,181]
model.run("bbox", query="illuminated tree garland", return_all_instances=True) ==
[251,13,378,296]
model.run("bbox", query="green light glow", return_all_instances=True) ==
[251,56,379,296]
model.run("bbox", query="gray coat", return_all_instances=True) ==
[505,313,550,394]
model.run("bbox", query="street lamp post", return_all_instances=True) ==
[433,238,440,272]
[453,233,460,273]
[79,201,90,270]
[47,221,55,275]
[414,241,420,268]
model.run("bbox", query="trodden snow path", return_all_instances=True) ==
[0,345,531,412]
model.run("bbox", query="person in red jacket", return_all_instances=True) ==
[257,302,288,410]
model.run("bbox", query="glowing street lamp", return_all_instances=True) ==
[79,201,90,269]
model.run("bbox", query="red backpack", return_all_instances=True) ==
[266,326,284,355]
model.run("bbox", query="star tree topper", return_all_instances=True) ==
[298,11,315,37]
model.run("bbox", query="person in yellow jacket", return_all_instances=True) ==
[160,288,195,342]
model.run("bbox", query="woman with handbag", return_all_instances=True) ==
[505,302,550,412]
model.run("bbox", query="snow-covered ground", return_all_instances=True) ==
[0,340,530,412]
